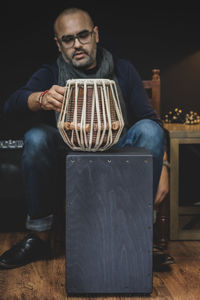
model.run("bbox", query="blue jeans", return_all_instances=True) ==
[23,119,164,231]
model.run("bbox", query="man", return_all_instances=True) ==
[0,7,167,269]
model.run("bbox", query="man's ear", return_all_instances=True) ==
[93,26,99,44]
[54,36,61,52]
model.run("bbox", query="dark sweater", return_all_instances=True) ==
[4,56,162,130]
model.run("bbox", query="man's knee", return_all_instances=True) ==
[134,119,164,142]
[22,126,55,163]
[129,119,164,156]
[24,127,48,151]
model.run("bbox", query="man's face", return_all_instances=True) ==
[55,12,99,70]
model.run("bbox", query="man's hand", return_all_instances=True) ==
[154,165,169,210]
[27,85,65,112]
[41,85,65,112]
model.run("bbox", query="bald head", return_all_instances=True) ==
[54,7,99,70]
[54,7,94,36]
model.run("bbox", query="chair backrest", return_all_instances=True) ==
[142,69,160,116]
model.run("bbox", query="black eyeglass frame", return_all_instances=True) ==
[57,27,95,49]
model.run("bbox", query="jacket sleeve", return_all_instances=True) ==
[127,61,168,152]
[4,64,57,115]
[126,62,163,128]
[115,58,166,152]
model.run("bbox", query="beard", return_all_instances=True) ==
[72,55,94,69]
[61,45,97,70]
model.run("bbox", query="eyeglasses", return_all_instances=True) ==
[58,28,94,49]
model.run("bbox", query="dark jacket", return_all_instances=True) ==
[4,56,162,130]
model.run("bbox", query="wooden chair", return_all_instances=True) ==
[142,69,161,116]
[142,69,169,250]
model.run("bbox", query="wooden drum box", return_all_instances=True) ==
[65,147,153,295]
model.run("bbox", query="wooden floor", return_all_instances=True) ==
[0,230,200,300]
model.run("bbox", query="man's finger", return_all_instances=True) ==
[48,96,63,108]
[53,85,66,95]
[51,91,64,103]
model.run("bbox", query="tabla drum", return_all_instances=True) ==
[57,78,124,151]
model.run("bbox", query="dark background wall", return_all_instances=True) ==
[0,3,200,228]
[1,2,200,128]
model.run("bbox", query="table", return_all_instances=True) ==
[164,123,200,240]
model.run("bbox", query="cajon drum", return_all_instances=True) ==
[65,147,153,295]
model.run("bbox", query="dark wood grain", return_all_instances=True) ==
[66,149,153,295]
[1,232,200,300]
